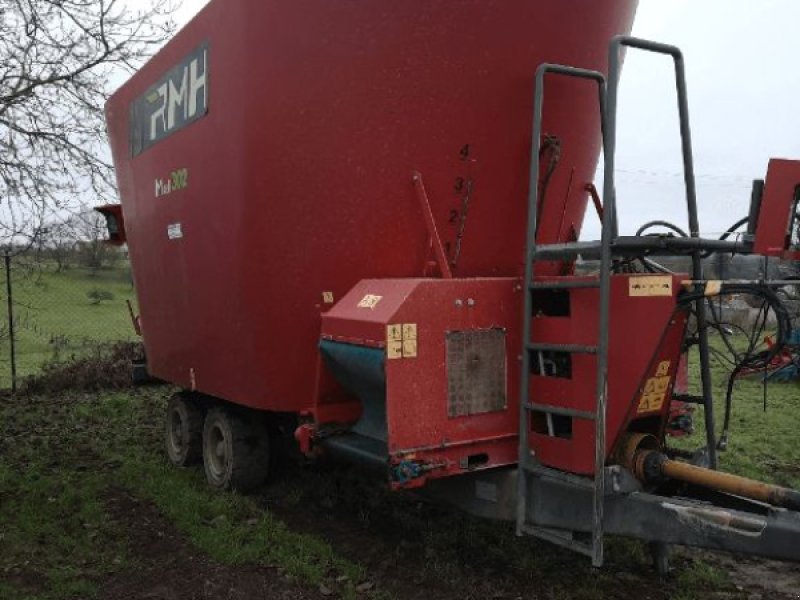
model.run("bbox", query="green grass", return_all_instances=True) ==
[0,396,127,599]
[0,390,374,600]
[675,336,800,489]
[0,264,137,386]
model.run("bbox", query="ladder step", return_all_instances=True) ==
[525,402,596,421]
[522,462,595,490]
[527,343,598,354]
[521,524,594,558]
[530,280,600,290]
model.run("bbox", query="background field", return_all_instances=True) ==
[0,262,137,387]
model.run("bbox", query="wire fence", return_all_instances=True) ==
[0,251,139,391]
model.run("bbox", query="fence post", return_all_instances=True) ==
[4,253,16,394]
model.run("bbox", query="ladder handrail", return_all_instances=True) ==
[606,35,717,470]
[517,63,609,566]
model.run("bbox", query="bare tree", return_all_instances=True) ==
[0,0,176,249]
[72,210,118,272]
[38,219,77,272]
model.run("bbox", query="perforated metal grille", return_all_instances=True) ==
[446,329,507,418]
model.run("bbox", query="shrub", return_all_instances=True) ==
[87,288,115,305]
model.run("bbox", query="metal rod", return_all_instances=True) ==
[608,35,717,470]
[680,279,800,286]
[4,253,16,394]
[412,171,453,279]
[585,183,604,221]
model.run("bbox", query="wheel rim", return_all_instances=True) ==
[167,408,186,457]
[206,421,228,480]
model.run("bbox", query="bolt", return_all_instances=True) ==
[455,299,463,307]
[467,298,476,307]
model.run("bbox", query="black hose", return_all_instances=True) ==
[700,216,750,259]
[679,283,792,450]
[634,216,750,258]
[635,220,689,238]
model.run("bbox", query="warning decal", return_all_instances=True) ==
[637,360,671,414]
[629,275,673,297]
[386,323,417,360]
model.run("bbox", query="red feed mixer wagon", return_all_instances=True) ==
[101,0,800,569]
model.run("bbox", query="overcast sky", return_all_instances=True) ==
[169,0,800,240]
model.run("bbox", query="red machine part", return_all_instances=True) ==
[104,0,638,416]
[527,274,689,475]
[94,204,127,246]
[753,158,800,260]
[315,273,687,484]
[319,278,521,488]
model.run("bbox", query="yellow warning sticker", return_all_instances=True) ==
[358,294,383,309]
[386,323,418,360]
[629,276,673,297]
[402,338,418,358]
[322,291,335,304]
[638,390,666,413]
[705,280,722,297]
[387,340,404,360]
[387,324,403,342]
[637,361,672,414]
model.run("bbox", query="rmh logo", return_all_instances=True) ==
[147,48,208,142]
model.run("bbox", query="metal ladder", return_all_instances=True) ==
[515,62,611,567]
[516,36,715,568]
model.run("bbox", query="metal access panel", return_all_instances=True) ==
[446,329,507,418]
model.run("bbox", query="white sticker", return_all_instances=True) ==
[357,294,382,309]
[167,223,183,240]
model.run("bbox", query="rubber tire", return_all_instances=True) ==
[165,393,203,467]
[202,407,270,492]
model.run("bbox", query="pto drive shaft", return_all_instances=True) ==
[635,449,800,512]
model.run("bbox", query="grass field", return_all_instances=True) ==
[0,263,137,387]
[679,341,800,490]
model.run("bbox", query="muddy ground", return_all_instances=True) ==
[3,386,800,600]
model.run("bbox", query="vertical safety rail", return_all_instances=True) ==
[606,36,717,469]
[516,64,609,566]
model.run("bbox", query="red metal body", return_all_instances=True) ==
[754,159,800,260]
[320,278,521,487]
[313,273,686,483]
[528,274,688,474]
[105,0,638,418]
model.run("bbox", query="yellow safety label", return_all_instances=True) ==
[629,276,673,297]
[386,323,418,360]
[637,361,672,414]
